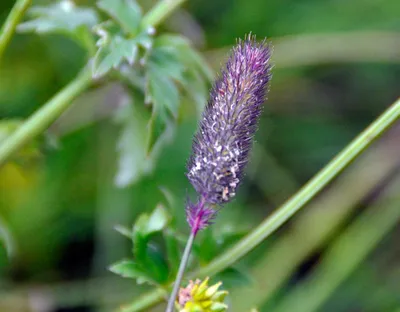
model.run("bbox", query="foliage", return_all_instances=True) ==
[0,0,399,312]
[110,191,249,288]
[16,0,211,187]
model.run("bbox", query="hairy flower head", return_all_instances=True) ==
[176,277,228,312]
[186,35,272,233]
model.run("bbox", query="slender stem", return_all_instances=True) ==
[0,0,32,62]
[141,0,187,28]
[273,177,400,312]
[166,231,196,312]
[192,97,400,278]
[0,68,92,167]
[117,97,400,311]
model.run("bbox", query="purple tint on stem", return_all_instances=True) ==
[186,195,217,235]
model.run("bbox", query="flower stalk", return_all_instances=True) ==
[166,231,196,312]
[166,36,272,312]
[120,97,400,312]
[0,0,32,63]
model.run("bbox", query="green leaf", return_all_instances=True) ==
[109,259,145,279]
[133,234,147,266]
[114,224,132,238]
[18,2,98,35]
[146,204,170,234]
[133,214,150,236]
[148,47,186,82]
[133,205,170,237]
[92,22,152,78]
[165,230,181,277]
[93,37,138,78]
[92,22,139,78]
[145,245,170,284]
[97,0,142,35]
[131,215,170,285]
[147,67,180,119]
[113,101,153,187]
[154,34,214,81]
[151,34,211,116]
[145,110,176,156]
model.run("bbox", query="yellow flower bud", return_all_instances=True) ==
[176,277,228,312]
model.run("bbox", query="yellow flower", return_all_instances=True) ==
[176,277,228,312]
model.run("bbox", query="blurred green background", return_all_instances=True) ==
[0,0,399,311]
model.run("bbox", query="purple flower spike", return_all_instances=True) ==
[186,35,272,233]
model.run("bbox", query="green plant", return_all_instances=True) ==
[1,1,399,312]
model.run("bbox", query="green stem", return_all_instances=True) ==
[166,231,196,312]
[273,177,400,312]
[0,0,32,62]
[118,97,400,311]
[231,135,400,311]
[0,68,92,167]
[141,0,187,28]
[192,97,400,278]
[0,0,187,167]
[120,289,166,312]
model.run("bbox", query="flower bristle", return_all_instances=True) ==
[186,34,272,232]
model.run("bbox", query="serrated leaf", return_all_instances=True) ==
[93,35,138,78]
[113,101,153,188]
[97,0,142,35]
[18,2,98,35]
[154,34,214,81]
[151,34,211,116]
[148,47,186,82]
[147,67,180,119]
[109,259,145,279]
[92,22,152,78]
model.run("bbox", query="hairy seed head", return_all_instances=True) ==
[185,35,272,233]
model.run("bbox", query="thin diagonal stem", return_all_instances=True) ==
[0,0,187,167]
[166,231,196,312]
[192,97,400,278]
[0,68,92,167]
[117,97,400,311]
[273,176,400,312]
[142,0,187,28]
[0,0,32,62]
